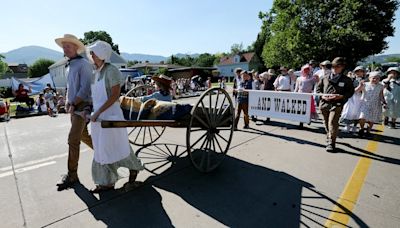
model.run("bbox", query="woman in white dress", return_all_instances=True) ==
[340,66,366,133]
[88,41,143,193]
[383,67,400,129]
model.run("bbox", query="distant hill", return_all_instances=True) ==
[361,54,400,64]
[0,46,201,65]
[120,53,200,63]
[120,52,167,63]
[1,46,64,65]
[174,53,200,58]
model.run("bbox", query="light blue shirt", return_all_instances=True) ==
[66,57,93,104]
[141,91,172,102]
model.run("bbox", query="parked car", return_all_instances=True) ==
[120,69,143,93]
[119,68,142,79]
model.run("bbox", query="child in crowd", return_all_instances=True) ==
[56,95,66,113]
[44,87,56,117]
[36,93,47,113]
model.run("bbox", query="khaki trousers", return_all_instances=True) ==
[68,113,93,179]
[321,107,342,145]
[235,103,249,127]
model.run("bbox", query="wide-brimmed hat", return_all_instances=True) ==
[369,71,381,78]
[279,66,288,71]
[152,75,172,88]
[234,68,243,74]
[267,69,275,75]
[88,40,112,63]
[320,60,331,66]
[332,57,346,66]
[309,60,317,65]
[353,66,365,72]
[55,34,86,54]
[386,67,400,74]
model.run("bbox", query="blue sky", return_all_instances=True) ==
[1,0,399,56]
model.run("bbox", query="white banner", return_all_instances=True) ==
[248,90,312,123]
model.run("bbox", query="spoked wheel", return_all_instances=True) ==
[135,143,188,175]
[128,126,166,146]
[186,88,234,172]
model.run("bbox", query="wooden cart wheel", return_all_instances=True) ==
[186,88,234,172]
[128,126,166,146]
[125,84,164,146]
[136,143,187,175]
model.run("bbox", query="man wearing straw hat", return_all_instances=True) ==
[55,34,93,190]
[317,57,354,152]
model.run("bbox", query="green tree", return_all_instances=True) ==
[169,55,196,67]
[260,0,399,68]
[80,31,120,54]
[127,60,139,67]
[385,56,400,63]
[0,62,8,78]
[28,59,55,78]
[195,53,216,67]
[156,67,168,75]
[213,52,228,66]
[230,43,244,54]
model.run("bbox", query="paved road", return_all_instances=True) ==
[1,95,400,227]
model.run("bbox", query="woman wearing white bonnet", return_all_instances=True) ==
[382,67,400,128]
[358,71,386,137]
[88,40,143,193]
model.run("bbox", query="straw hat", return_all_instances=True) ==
[320,60,331,66]
[234,68,243,74]
[152,75,172,89]
[353,66,365,72]
[267,69,275,75]
[369,71,381,78]
[55,34,86,54]
[279,66,288,71]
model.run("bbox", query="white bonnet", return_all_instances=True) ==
[88,40,112,63]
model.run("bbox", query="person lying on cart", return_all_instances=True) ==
[140,75,172,102]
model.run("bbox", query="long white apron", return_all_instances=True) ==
[91,73,131,165]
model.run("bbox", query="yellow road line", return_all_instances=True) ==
[325,124,384,227]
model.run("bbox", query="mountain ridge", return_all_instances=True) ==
[1,45,398,66]
[1,46,200,65]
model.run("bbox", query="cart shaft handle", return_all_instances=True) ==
[101,120,182,128]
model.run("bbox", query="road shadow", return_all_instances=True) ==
[72,182,174,227]
[250,117,327,135]
[369,133,400,146]
[238,127,326,148]
[238,127,400,167]
[142,146,368,227]
[336,142,400,165]
[69,143,369,227]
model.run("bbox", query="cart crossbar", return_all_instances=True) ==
[102,120,183,128]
